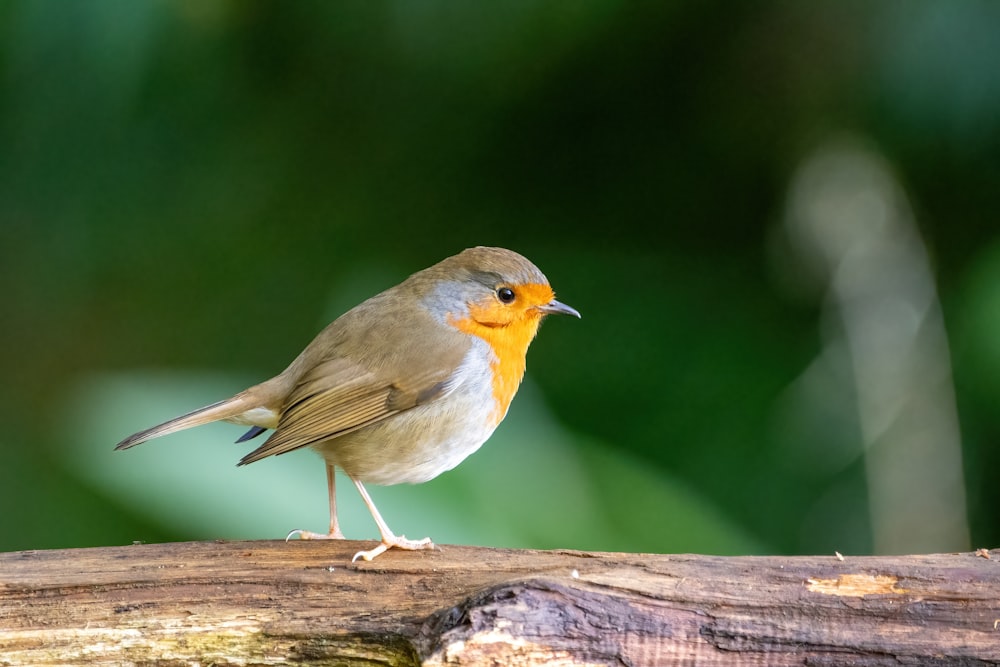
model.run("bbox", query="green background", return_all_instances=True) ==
[2,1,999,556]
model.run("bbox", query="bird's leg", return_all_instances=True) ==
[350,476,434,562]
[286,463,346,540]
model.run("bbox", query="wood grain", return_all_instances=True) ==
[1,540,998,665]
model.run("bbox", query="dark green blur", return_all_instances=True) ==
[2,1,999,555]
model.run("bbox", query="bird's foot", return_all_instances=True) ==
[352,535,435,562]
[286,528,347,541]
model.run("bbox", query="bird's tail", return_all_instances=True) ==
[114,393,262,451]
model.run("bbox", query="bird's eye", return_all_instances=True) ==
[496,287,516,304]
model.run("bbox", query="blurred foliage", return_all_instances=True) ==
[1,1,999,555]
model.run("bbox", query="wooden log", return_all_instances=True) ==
[1,540,998,665]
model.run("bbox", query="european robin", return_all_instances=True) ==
[115,246,579,561]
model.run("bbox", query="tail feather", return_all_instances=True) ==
[235,425,268,443]
[114,395,258,451]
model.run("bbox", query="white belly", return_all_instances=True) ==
[312,343,502,485]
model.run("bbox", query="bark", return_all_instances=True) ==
[1,540,998,665]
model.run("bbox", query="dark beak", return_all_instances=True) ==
[538,299,581,318]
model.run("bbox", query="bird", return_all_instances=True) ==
[115,246,580,561]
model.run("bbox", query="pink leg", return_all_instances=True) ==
[286,463,347,541]
[349,476,434,562]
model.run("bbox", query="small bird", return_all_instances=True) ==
[115,246,579,561]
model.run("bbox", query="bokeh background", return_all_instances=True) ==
[2,1,999,557]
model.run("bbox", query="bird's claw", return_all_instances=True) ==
[286,528,346,541]
[352,535,435,562]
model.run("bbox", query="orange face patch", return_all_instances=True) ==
[463,282,556,327]
[448,282,554,424]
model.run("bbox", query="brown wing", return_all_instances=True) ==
[238,345,467,466]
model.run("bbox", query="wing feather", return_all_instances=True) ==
[237,344,468,466]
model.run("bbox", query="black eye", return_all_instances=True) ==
[496,287,516,304]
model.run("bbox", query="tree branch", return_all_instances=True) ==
[1,540,998,665]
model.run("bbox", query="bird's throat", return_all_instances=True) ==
[448,314,541,425]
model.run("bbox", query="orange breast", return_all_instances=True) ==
[449,301,545,425]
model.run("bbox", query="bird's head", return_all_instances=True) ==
[421,246,579,337]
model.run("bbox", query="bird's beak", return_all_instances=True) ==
[538,299,581,318]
